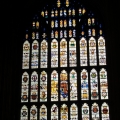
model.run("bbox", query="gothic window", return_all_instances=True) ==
[21,0,110,119]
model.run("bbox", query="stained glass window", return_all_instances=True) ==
[70,69,77,100]
[69,38,77,67]
[21,72,29,102]
[90,68,99,100]
[40,39,48,68]
[21,0,109,119]
[51,70,58,101]
[60,39,67,67]
[80,37,87,66]
[40,71,47,102]
[100,68,108,99]
[60,70,68,101]
[30,71,38,102]
[40,104,47,120]
[20,105,28,120]
[70,103,78,119]
[89,37,97,66]
[61,104,68,120]
[31,40,39,69]
[51,104,58,120]
[51,39,58,68]
[81,69,89,100]
[30,105,37,120]
[22,40,30,69]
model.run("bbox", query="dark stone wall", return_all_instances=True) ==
[1,0,119,119]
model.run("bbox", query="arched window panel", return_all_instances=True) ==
[69,30,72,38]
[81,69,89,100]
[100,68,108,99]
[20,105,28,120]
[45,10,48,18]
[32,21,35,29]
[60,9,63,17]
[72,19,76,27]
[55,30,58,38]
[40,39,48,68]
[22,40,30,69]
[60,39,67,67]
[90,69,99,100]
[69,18,72,27]
[91,103,100,120]
[51,104,58,120]
[80,37,87,66]
[69,38,77,67]
[51,10,54,18]
[30,105,37,120]
[55,10,58,17]
[101,102,109,120]
[82,103,90,120]
[36,21,39,29]
[64,30,67,38]
[68,8,72,16]
[70,69,77,101]
[60,70,68,101]
[21,72,29,102]
[40,71,47,102]
[36,32,39,39]
[72,8,75,16]
[73,29,76,37]
[61,104,68,120]
[51,39,58,68]
[64,9,67,17]
[60,20,63,28]
[57,0,61,8]
[55,20,58,28]
[70,103,78,120]
[51,30,54,38]
[31,40,39,69]
[30,71,38,102]
[32,32,35,40]
[98,36,106,65]
[64,19,67,28]
[89,37,97,66]
[40,104,47,120]
[60,30,63,38]
[51,70,58,101]
[51,20,54,28]
[66,0,69,7]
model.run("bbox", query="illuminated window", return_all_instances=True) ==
[21,0,109,119]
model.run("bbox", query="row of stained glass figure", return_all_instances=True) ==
[20,102,109,120]
[21,68,108,102]
[22,36,106,69]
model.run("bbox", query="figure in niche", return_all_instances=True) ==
[60,41,67,48]
[40,91,47,100]
[60,20,63,28]
[51,80,58,94]
[69,30,72,37]
[41,41,47,50]
[92,29,95,36]
[55,31,58,38]
[88,18,91,26]
[82,72,87,80]
[32,32,35,39]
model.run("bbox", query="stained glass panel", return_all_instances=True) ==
[69,38,77,67]
[98,36,106,65]
[30,105,37,120]
[100,68,108,99]
[31,40,39,69]
[89,37,97,66]
[51,39,58,68]
[70,70,77,100]
[60,70,68,101]
[21,72,29,102]
[90,69,99,100]
[51,70,58,101]
[40,40,48,68]
[30,71,38,102]
[40,71,47,102]
[61,104,68,120]
[22,40,30,69]
[20,105,28,120]
[40,105,47,120]
[80,37,87,66]
[51,104,58,120]
[60,39,67,67]
[81,69,89,100]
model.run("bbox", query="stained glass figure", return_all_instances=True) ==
[20,105,28,120]
[40,105,47,120]
[61,104,68,120]
[51,104,58,120]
